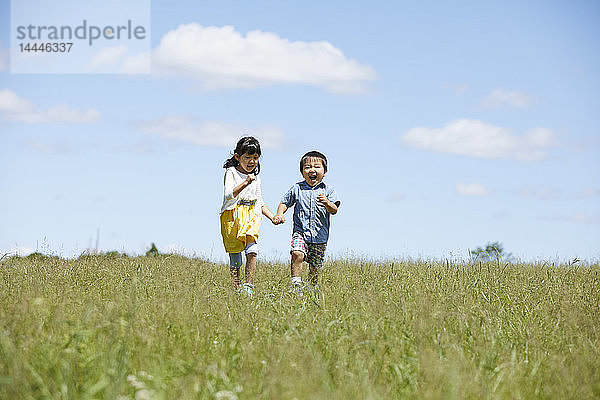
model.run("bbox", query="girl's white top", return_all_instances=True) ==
[220,166,265,214]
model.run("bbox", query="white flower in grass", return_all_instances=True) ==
[215,390,238,400]
[127,374,155,400]
[135,389,154,400]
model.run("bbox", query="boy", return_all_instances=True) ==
[273,151,341,292]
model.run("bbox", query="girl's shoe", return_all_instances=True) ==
[242,283,254,298]
[289,283,303,296]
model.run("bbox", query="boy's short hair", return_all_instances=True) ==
[300,151,328,173]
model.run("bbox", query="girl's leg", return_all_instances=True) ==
[230,267,241,288]
[244,239,258,284]
[229,253,243,289]
[245,253,257,284]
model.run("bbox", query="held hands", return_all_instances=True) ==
[272,214,285,225]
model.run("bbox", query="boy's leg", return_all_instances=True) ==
[291,250,304,279]
[289,251,304,294]
[290,232,307,287]
[308,265,319,286]
[306,242,327,286]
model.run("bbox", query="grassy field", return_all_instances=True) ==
[1,254,599,399]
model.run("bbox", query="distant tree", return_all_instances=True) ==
[104,251,126,258]
[25,252,47,260]
[145,243,160,257]
[470,241,513,262]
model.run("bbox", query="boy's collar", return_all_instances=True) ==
[300,180,326,188]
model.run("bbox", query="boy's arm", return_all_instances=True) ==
[317,194,338,214]
[276,185,297,224]
[276,203,288,215]
[273,203,288,224]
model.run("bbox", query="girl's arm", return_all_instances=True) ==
[261,205,276,223]
[224,169,254,200]
[255,177,277,223]
[232,174,255,198]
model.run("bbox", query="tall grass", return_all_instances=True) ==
[1,254,598,399]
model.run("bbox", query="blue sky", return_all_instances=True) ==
[1,0,599,262]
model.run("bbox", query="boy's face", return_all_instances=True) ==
[302,157,326,186]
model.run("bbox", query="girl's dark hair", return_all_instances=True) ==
[300,151,328,173]
[223,136,262,174]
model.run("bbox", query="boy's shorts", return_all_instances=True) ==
[291,231,327,269]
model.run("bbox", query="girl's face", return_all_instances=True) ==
[235,152,259,174]
[302,157,326,186]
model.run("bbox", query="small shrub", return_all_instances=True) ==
[145,243,159,257]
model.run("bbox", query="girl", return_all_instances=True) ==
[220,136,278,298]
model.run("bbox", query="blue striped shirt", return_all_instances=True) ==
[281,180,340,244]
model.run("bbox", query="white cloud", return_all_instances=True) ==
[151,23,376,93]
[87,46,129,71]
[24,140,72,154]
[138,115,284,149]
[481,89,536,109]
[0,88,35,113]
[86,46,151,73]
[121,51,152,74]
[112,140,158,154]
[494,209,509,219]
[387,192,406,202]
[519,186,560,200]
[0,89,100,123]
[444,82,469,95]
[456,183,492,196]
[400,119,555,161]
[539,213,600,224]
[578,189,600,198]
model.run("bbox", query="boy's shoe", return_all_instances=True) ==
[242,283,254,298]
[289,283,303,296]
